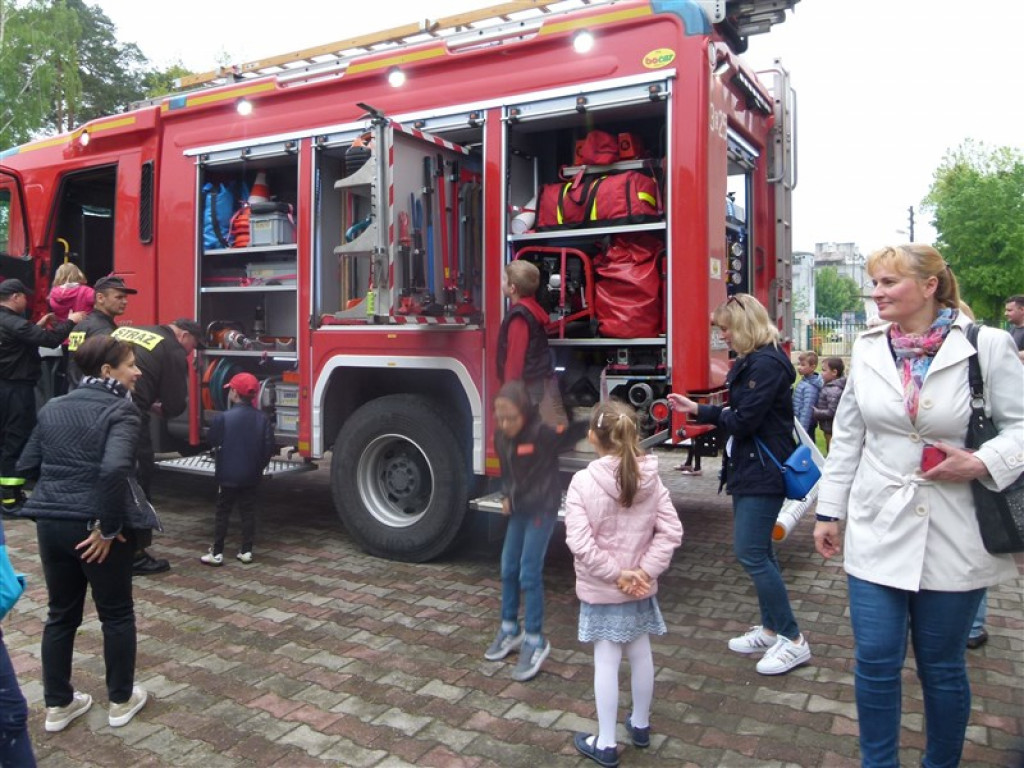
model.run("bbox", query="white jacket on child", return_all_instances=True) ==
[565,454,683,605]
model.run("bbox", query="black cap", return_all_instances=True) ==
[0,278,33,296]
[94,275,138,295]
[172,318,205,349]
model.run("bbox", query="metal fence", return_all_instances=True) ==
[794,317,869,357]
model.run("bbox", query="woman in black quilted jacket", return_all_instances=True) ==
[16,335,150,732]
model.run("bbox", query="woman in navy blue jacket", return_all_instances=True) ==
[669,294,811,675]
[17,335,150,732]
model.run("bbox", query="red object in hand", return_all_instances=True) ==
[921,444,947,472]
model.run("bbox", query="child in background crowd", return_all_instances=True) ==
[812,357,846,452]
[565,401,683,768]
[486,380,585,681]
[792,351,822,440]
[200,373,275,566]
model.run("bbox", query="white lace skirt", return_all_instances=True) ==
[578,596,667,643]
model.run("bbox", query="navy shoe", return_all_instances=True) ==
[573,733,619,768]
[966,629,988,649]
[625,716,650,748]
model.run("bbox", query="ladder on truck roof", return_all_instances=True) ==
[174,0,608,90]
[173,0,799,91]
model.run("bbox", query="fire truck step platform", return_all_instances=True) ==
[156,452,317,478]
[469,490,568,521]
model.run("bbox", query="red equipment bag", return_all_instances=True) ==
[585,170,662,226]
[594,233,665,338]
[536,180,593,230]
[575,129,619,165]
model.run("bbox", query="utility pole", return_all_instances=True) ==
[907,206,915,242]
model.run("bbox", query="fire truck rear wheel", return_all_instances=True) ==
[331,394,468,562]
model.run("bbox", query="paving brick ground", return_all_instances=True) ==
[3,451,1022,767]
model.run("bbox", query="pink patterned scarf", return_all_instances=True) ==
[889,308,955,422]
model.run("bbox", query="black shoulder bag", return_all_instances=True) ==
[964,323,1024,553]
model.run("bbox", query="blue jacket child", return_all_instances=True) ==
[200,373,275,566]
[792,352,823,436]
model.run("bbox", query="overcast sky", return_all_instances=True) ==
[95,0,1024,254]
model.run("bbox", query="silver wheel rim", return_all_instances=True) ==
[355,433,434,528]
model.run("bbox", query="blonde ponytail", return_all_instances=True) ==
[589,401,643,507]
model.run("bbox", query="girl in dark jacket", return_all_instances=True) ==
[669,294,811,676]
[16,335,149,732]
[485,380,585,682]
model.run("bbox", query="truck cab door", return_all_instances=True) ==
[0,166,32,266]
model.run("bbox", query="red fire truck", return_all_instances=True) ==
[0,0,797,561]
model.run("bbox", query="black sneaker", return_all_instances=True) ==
[133,551,170,575]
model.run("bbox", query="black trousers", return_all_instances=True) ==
[36,519,137,706]
[0,380,36,480]
[213,485,257,555]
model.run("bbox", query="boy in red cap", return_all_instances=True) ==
[200,372,276,566]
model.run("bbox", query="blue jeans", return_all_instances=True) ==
[848,574,984,768]
[0,629,36,767]
[500,511,557,637]
[732,494,799,640]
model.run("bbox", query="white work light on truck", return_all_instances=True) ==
[236,98,253,116]
[387,67,406,88]
[572,30,595,54]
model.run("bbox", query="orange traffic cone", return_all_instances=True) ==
[249,171,270,203]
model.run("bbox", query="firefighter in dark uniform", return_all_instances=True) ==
[66,274,137,388]
[0,279,86,512]
[111,319,203,575]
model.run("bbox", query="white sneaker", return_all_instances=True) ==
[236,551,253,564]
[45,691,92,732]
[756,635,811,675]
[200,550,223,566]
[728,625,777,654]
[108,685,148,727]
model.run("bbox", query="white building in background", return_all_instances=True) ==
[792,250,815,321]
[815,242,867,291]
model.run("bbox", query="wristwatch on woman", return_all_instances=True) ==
[815,514,838,522]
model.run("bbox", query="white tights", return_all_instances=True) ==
[592,634,654,749]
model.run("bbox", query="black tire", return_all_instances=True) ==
[331,394,468,562]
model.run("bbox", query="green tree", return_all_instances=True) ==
[923,140,1024,323]
[142,62,194,100]
[1,0,150,147]
[814,266,861,320]
[0,0,80,147]
[51,0,147,132]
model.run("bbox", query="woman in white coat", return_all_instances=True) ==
[813,244,1022,768]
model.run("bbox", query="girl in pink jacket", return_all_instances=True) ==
[565,401,683,768]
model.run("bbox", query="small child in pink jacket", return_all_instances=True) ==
[47,263,94,321]
[564,401,683,767]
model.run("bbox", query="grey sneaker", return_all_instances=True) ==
[45,691,92,732]
[236,551,253,564]
[108,685,148,727]
[484,627,524,661]
[512,638,550,681]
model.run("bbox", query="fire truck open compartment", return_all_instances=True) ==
[196,148,300,439]
[504,83,670,435]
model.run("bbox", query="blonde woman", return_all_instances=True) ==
[814,245,1022,766]
[669,294,810,675]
